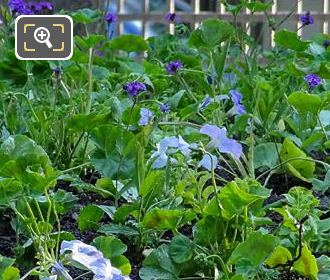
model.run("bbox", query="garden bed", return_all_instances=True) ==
[1,0,330,280]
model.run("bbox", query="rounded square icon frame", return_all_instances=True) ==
[15,15,73,61]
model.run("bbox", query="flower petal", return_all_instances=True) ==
[198,154,218,171]
[218,138,242,158]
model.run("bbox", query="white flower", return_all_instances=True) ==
[60,240,130,280]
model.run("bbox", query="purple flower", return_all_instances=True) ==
[123,81,146,97]
[36,1,53,11]
[323,40,330,49]
[200,124,242,159]
[138,108,154,126]
[300,12,314,26]
[230,90,246,115]
[198,154,218,171]
[53,67,61,80]
[199,96,212,111]
[166,60,183,75]
[150,136,191,169]
[60,240,131,280]
[160,103,171,113]
[9,0,33,14]
[304,74,322,89]
[165,12,178,23]
[105,12,118,23]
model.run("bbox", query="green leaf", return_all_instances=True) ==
[0,255,15,276]
[52,189,78,214]
[109,35,149,53]
[254,143,281,169]
[0,135,55,195]
[265,246,292,267]
[193,215,225,246]
[280,139,315,181]
[98,224,139,237]
[189,19,234,50]
[246,1,272,12]
[317,255,330,280]
[75,35,106,49]
[293,244,318,279]
[93,236,127,259]
[229,232,279,277]
[140,245,179,280]
[169,236,193,264]
[78,205,103,231]
[90,125,137,180]
[68,112,112,133]
[142,208,182,230]
[283,187,319,221]
[71,8,101,24]
[2,267,19,280]
[139,171,165,197]
[275,29,310,51]
[312,170,330,193]
[288,92,322,114]
[111,255,131,275]
[219,180,270,220]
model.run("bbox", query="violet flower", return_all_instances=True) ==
[36,1,53,11]
[166,60,183,75]
[304,74,322,89]
[323,40,330,49]
[9,0,33,15]
[300,12,314,26]
[198,154,218,171]
[230,90,246,115]
[123,81,146,97]
[200,124,242,159]
[150,136,191,169]
[160,103,171,113]
[60,240,130,280]
[138,108,154,126]
[105,12,118,24]
[165,12,178,23]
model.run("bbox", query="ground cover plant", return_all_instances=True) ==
[0,0,330,279]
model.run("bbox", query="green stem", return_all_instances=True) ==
[14,93,40,122]
[206,255,230,279]
[85,48,94,114]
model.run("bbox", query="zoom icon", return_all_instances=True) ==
[15,15,73,60]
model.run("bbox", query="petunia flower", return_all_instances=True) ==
[200,124,242,159]
[299,11,314,26]
[138,108,154,126]
[304,74,322,89]
[60,240,130,280]
[150,136,191,169]
[198,154,218,171]
[229,90,246,115]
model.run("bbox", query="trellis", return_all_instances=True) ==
[114,0,330,48]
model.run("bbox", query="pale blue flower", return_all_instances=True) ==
[138,108,154,126]
[150,136,191,169]
[60,240,130,280]
[198,154,218,171]
[230,90,246,115]
[200,124,242,159]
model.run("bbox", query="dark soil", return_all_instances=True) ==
[278,271,307,280]
[0,211,16,257]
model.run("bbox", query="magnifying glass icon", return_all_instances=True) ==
[34,27,53,49]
